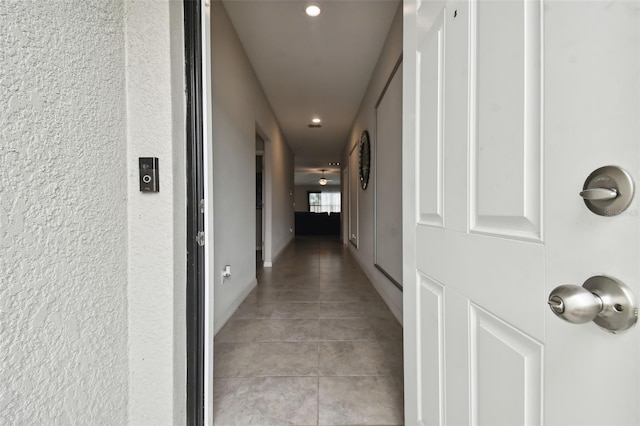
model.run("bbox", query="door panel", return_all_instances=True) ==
[471,306,542,425]
[442,289,470,425]
[470,0,542,240]
[404,0,640,424]
[416,226,545,340]
[417,10,445,227]
[417,273,445,425]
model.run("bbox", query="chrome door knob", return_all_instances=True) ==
[548,275,638,333]
[548,285,603,324]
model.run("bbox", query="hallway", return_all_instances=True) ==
[213,237,404,425]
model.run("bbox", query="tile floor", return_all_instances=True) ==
[213,236,404,425]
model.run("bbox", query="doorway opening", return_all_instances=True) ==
[256,134,265,266]
[205,1,405,424]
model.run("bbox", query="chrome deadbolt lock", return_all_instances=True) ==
[548,275,638,333]
[580,166,634,216]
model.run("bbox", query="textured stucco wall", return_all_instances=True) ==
[125,0,186,424]
[0,1,129,424]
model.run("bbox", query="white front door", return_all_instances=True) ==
[402,0,640,424]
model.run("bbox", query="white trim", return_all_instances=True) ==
[342,167,349,245]
[258,125,274,267]
[213,278,257,334]
[348,246,403,325]
[263,237,293,268]
[201,0,214,424]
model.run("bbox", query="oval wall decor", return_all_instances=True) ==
[359,130,371,190]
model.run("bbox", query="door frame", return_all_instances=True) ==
[342,167,349,245]
[184,0,206,424]
[256,151,265,259]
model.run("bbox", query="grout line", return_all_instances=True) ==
[317,245,321,426]
[317,341,321,426]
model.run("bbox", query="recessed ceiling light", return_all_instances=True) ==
[312,117,321,124]
[305,5,321,17]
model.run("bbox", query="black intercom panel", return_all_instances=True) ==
[139,157,159,192]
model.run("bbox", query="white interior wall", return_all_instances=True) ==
[1,1,129,423]
[125,0,186,424]
[374,62,403,286]
[343,4,403,323]
[268,131,295,260]
[211,1,294,333]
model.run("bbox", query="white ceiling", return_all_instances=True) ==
[222,0,400,186]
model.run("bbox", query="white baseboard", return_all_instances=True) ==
[214,278,257,335]
[348,247,403,325]
[264,237,293,268]
[372,280,403,325]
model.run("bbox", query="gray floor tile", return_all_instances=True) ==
[319,302,368,318]
[264,319,320,341]
[279,270,319,280]
[319,274,370,285]
[214,377,318,425]
[255,282,290,290]
[284,281,322,291]
[215,319,270,342]
[234,302,319,319]
[318,318,376,341]
[279,290,320,302]
[368,317,403,341]
[244,288,281,303]
[318,376,403,425]
[319,289,382,302]
[216,237,405,425]
[393,375,405,401]
[319,281,372,292]
[274,274,320,284]
[319,341,390,376]
[364,302,397,320]
[216,319,321,342]
[377,340,404,376]
[215,342,319,377]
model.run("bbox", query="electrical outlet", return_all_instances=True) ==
[222,265,231,282]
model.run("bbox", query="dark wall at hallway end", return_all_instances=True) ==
[295,212,341,236]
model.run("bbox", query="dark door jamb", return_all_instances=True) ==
[184,0,205,425]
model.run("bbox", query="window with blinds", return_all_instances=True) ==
[308,191,341,213]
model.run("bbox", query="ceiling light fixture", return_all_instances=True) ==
[305,5,321,17]
[319,169,328,186]
[312,117,321,124]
